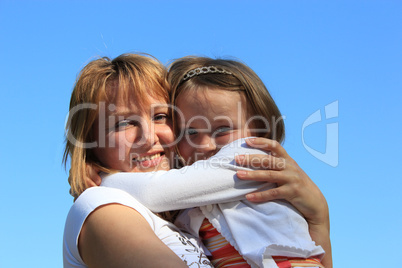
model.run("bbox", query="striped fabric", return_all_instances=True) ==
[199,218,325,268]
[272,256,325,267]
[199,218,251,268]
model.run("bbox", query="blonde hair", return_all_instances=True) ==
[168,56,285,143]
[63,53,169,197]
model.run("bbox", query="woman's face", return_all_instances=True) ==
[92,95,174,173]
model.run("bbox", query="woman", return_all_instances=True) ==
[63,53,331,267]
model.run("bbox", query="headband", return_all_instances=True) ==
[182,66,232,82]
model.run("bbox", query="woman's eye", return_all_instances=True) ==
[115,119,138,129]
[154,113,168,122]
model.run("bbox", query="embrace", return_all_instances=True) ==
[63,53,332,268]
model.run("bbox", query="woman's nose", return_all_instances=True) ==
[137,120,159,148]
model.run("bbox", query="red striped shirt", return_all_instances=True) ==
[199,218,325,268]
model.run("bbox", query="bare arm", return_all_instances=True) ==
[79,204,187,268]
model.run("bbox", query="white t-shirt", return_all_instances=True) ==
[63,187,212,268]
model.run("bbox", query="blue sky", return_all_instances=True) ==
[1,1,401,267]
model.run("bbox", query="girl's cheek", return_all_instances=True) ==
[177,140,193,161]
[231,129,249,141]
[214,130,249,148]
[215,132,238,146]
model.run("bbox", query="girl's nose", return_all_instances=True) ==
[196,134,217,156]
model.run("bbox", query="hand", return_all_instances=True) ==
[68,169,79,200]
[235,137,332,267]
[235,137,328,225]
[85,163,102,187]
[68,163,102,200]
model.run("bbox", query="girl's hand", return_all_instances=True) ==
[68,163,102,200]
[85,163,102,187]
[235,137,332,267]
[235,137,328,225]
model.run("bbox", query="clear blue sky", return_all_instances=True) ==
[1,1,401,267]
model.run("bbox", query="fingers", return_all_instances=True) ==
[236,169,286,183]
[244,177,301,204]
[236,170,291,202]
[245,188,286,202]
[245,138,289,158]
[86,163,102,186]
[235,154,286,170]
[68,170,79,199]
[86,178,100,188]
[69,188,79,200]
[236,163,306,204]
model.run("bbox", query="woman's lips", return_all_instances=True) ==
[133,153,165,169]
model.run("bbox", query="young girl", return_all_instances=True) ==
[99,56,327,267]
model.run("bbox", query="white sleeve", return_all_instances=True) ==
[101,138,274,212]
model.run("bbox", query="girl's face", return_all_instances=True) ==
[93,95,174,172]
[176,88,253,164]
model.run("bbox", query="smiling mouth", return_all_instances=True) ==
[132,153,164,162]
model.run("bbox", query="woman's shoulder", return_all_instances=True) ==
[67,187,153,225]
[63,187,152,247]
[63,187,161,267]
[74,186,142,207]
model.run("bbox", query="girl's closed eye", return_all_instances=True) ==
[214,126,233,136]
[184,128,198,136]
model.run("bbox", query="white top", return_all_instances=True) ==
[63,187,213,268]
[101,138,325,268]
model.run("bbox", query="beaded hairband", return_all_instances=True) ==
[182,66,232,82]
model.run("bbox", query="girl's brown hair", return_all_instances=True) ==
[168,56,285,143]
